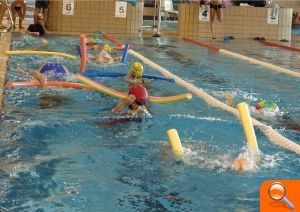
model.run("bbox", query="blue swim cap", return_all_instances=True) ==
[40,63,67,81]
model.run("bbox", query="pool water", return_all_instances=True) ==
[0,34,299,211]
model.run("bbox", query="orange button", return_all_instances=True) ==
[261,180,300,211]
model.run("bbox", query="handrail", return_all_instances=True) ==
[0,0,14,33]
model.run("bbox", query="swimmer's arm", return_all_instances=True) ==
[108,57,114,64]
[142,79,152,84]
[111,101,126,114]
[111,95,136,114]
[124,76,133,83]
[26,31,40,36]
[88,54,95,59]
[251,112,272,122]
[41,23,49,34]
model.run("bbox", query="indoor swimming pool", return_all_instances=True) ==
[0,34,299,211]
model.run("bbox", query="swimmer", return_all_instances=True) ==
[25,13,49,36]
[225,93,300,133]
[86,37,99,50]
[232,156,250,172]
[11,0,26,30]
[88,44,114,64]
[18,69,48,90]
[225,93,276,121]
[125,62,152,85]
[111,85,150,116]
[251,99,280,118]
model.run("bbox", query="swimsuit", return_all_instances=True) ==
[35,0,50,9]
[14,6,22,11]
[27,23,45,36]
[210,4,222,10]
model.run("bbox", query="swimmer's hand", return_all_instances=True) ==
[41,38,48,45]
[232,156,249,172]
[28,71,48,90]
[225,92,235,106]
[111,94,136,114]
[87,54,94,59]
[122,94,136,106]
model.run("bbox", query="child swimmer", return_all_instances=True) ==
[125,62,152,85]
[88,44,122,64]
[111,85,151,117]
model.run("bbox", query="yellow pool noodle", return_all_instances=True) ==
[77,74,192,104]
[237,102,259,155]
[5,50,78,60]
[149,93,192,103]
[167,129,184,157]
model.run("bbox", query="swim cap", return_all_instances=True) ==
[130,62,143,78]
[128,85,148,105]
[264,103,278,110]
[103,44,111,52]
[255,100,266,110]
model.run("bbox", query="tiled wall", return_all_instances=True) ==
[47,0,143,37]
[178,3,292,41]
[273,0,300,12]
[273,0,300,8]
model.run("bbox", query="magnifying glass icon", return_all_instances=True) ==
[268,182,295,209]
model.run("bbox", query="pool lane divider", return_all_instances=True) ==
[79,34,87,72]
[5,50,78,60]
[259,40,300,53]
[167,129,184,157]
[182,37,220,52]
[182,37,300,78]
[237,102,259,155]
[103,34,300,154]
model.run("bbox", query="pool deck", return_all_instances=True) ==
[0,32,11,114]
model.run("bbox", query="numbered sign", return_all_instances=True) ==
[267,7,279,25]
[199,6,209,22]
[63,0,74,16]
[115,1,127,18]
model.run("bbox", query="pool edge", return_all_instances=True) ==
[0,32,12,114]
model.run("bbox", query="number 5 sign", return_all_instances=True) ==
[115,1,127,18]
[63,0,74,16]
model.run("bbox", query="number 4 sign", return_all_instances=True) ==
[63,0,74,16]
[199,6,209,22]
[115,1,127,18]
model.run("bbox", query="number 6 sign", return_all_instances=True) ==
[63,0,74,16]
[115,1,127,18]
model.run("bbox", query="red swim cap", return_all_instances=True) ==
[255,103,262,110]
[128,85,148,104]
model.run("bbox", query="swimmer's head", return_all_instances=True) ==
[103,44,111,52]
[232,156,249,172]
[129,62,143,78]
[255,99,266,110]
[128,85,148,106]
[37,13,44,20]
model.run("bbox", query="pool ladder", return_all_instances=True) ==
[0,0,14,33]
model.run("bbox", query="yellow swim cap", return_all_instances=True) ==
[255,99,266,110]
[130,62,143,78]
[103,44,111,52]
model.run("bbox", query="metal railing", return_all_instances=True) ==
[0,0,14,32]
